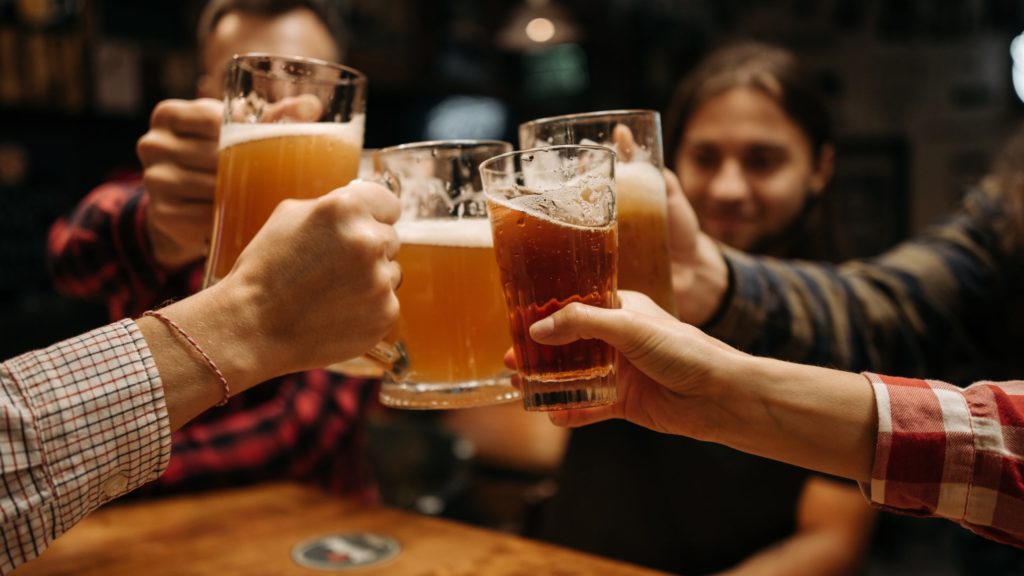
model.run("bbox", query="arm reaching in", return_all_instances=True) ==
[525,291,1024,548]
[1,181,400,571]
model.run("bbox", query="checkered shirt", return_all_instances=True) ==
[0,319,170,573]
[864,372,1024,548]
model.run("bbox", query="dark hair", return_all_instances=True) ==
[986,124,1024,255]
[664,41,832,170]
[197,0,346,59]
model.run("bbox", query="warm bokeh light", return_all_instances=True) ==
[525,17,556,43]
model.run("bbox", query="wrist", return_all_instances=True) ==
[673,233,729,325]
[158,283,278,395]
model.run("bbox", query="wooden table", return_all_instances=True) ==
[13,483,667,576]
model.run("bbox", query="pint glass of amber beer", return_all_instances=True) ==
[373,140,520,409]
[519,110,675,315]
[203,53,367,287]
[480,145,619,411]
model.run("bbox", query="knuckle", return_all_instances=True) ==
[150,99,178,125]
[142,165,172,191]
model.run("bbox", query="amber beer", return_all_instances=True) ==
[483,145,619,411]
[204,121,363,285]
[387,219,512,389]
[519,110,676,315]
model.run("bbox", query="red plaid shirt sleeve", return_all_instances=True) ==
[863,372,1024,548]
[47,177,185,320]
[0,319,171,573]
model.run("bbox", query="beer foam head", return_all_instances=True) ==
[615,160,667,207]
[396,218,493,248]
[219,114,365,150]
[490,184,616,230]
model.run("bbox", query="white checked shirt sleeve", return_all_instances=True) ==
[0,319,171,573]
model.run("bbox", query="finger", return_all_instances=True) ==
[381,223,400,260]
[390,261,403,290]
[503,348,517,370]
[612,124,637,162]
[138,131,219,172]
[143,164,218,202]
[150,99,222,140]
[548,405,618,427]
[336,181,401,225]
[261,94,324,123]
[528,303,643,352]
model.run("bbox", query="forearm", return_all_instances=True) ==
[703,187,1010,378]
[708,357,877,482]
[137,282,272,430]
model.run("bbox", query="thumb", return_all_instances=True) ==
[262,94,325,123]
[529,302,632,349]
[611,124,636,162]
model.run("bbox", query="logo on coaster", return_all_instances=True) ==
[291,533,401,570]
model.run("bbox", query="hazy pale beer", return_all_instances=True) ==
[206,123,363,284]
[519,110,675,315]
[481,145,619,411]
[372,141,519,409]
[392,220,511,383]
[203,54,366,287]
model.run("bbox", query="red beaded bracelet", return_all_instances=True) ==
[143,310,231,406]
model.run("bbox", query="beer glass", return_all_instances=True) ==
[480,145,619,412]
[519,110,675,315]
[373,140,520,409]
[203,53,367,287]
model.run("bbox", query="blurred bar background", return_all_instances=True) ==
[3,1,1024,574]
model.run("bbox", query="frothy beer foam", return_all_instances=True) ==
[219,114,365,150]
[396,218,494,248]
[615,160,667,207]
[490,190,615,231]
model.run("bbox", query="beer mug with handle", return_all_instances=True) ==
[371,140,521,410]
[204,53,367,287]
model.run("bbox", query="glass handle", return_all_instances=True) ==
[364,340,407,376]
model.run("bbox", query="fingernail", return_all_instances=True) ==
[548,412,566,426]
[530,317,555,340]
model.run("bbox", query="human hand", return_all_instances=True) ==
[137,98,222,270]
[523,290,747,440]
[205,180,402,383]
[663,168,730,324]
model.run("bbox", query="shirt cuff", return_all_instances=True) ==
[8,319,171,538]
[859,372,976,523]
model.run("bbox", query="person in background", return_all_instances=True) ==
[45,0,374,498]
[4,181,401,573]
[532,43,875,576]
[635,90,1024,568]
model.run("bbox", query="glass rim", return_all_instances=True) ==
[231,52,367,85]
[478,144,617,175]
[519,109,659,131]
[377,139,513,156]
